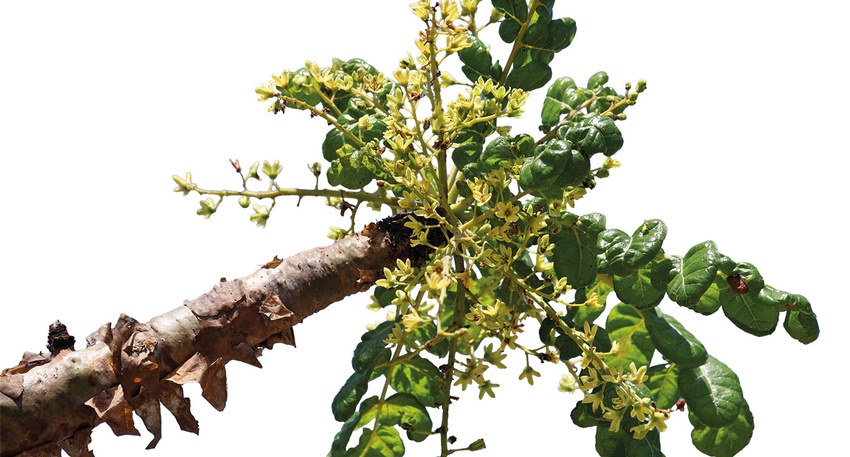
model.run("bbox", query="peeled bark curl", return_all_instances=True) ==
[0,214,432,457]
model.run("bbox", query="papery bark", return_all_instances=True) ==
[0,216,428,457]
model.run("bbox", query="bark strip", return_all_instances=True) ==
[0,216,428,457]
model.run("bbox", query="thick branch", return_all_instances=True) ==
[0,214,430,457]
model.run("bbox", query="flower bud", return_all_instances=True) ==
[469,439,486,451]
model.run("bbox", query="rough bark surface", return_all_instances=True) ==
[0,215,429,457]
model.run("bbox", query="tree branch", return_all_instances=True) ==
[0,214,432,457]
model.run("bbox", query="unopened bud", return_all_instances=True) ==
[469,439,486,451]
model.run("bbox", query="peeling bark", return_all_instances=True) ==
[0,216,430,457]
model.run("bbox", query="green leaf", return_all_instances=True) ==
[332,370,371,422]
[613,262,666,310]
[388,355,445,406]
[541,76,577,130]
[645,363,680,410]
[322,121,352,162]
[343,426,404,457]
[784,306,819,344]
[729,262,765,295]
[624,220,667,270]
[562,115,624,157]
[451,141,483,177]
[570,400,603,428]
[605,303,654,370]
[649,256,675,290]
[598,229,632,276]
[342,96,372,119]
[505,58,553,91]
[691,275,723,315]
[327,156,376,189]
[410,321,450,357]
[643,310,708,367]
[479,134,534,172]
[678,356,743,427]
[587,71,609,90]
[352,321,394,373]
[720,285,781,336]
[570,276,613,326]
[602,380,654,412]
[689,399,754,457]
[321,116,388,189]
[355,393,433,443]
[372,286,395,308]
[499,1,576,91]
[667,241,719,307]
[329,407,364,457]
[555,333,581,360]
[595,424,625,457]
[551,150,590,189]
[525,17,577,53]
[283,67,321,108]
[549,212,607,288]
[538,317,557,345]
[595,422,665,457]
[625,429,664,457]
[518,140,571,189]
[586,86,619,114]
[494,0,529,43]
[458,36,493,82]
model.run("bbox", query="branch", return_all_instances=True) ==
[0,214,432,457]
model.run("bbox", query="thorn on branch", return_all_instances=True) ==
[262,256,283,269]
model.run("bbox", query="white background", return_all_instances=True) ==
[1,1,846,455]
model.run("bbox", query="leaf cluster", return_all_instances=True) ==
[173,1,818,456]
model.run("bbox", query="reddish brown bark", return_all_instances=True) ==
[0,216,430,457]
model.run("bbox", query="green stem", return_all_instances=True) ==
[363,335,408,457]
[426,7,451,215]
[459,189,530,232]
[189,185,399,208]
[498,0,541,86]
[280,95,365,148]
[502,267,607,370]
[440,253,468,457]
